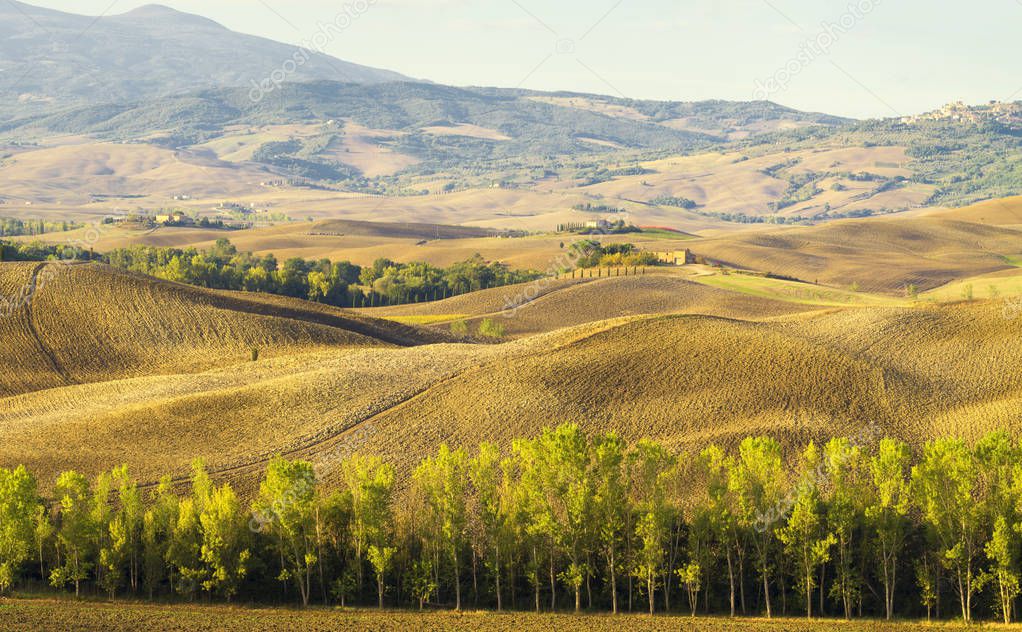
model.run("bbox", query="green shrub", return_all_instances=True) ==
[478,318,505,339]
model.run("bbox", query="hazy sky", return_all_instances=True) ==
[27,0,1022,118]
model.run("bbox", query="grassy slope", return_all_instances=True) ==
[688,268,907,307]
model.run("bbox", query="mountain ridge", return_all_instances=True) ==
[0,1,414,105]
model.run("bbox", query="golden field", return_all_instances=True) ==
[687,215,1022,293]
[6,195,1022,494]
[3,245,1022,494]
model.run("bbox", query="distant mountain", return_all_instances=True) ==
[1,81,851,174]
[0,2,413,106]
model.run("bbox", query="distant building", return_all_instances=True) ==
[155,212,192,226]
[583,219,611,230]
[654,249,695,266]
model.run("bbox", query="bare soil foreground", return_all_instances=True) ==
[0,599,978,632]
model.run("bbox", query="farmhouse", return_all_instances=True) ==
[154,212,192,226]
[654,249,695,266]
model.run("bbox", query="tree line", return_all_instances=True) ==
[0,239,542,308]
[0,217,83,237]
[4,426,1022,623]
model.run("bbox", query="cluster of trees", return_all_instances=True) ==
[0,217,82,237]
[6,427,1022,622]
[771,171,824,211]
[105,240,363,306]
[569,241,658,268]
[570,203,626,214]
[0,238,540,308]
[689,210,811,225]
[0,240,98,262]
[649,196,697,210]
[356,254,541,303]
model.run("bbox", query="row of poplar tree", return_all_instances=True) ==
[1,424,1021,623]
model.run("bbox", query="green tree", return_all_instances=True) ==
[367,543,396,609]
[413,445,469,610]
[0,466,39,594]
[915,554,939,622]
[409,558,437,610]
[468,442,511,611]
[340,455,396,608]
[319,489,354,606]
[628,439,676,615]
[592,432,627,614]
[50,471,94,597]
[252,457,318,606]
[975,432,1021,624]
[201,483,250,601]
[677,561,702,617]
[516,424,595,613]
[866,438,912,620]
[478,318,506,339]
[142,476,178,600]
[984,516,1020,623]
[823,438,866,619]
[90,470,114,594]
[33,504,53,583]
[731,437,787,618]
[912,438,985,622]
[685,504,715,617]
[99,466,143,598]
[166,461,212,599]
[701,445,746,616]
[778,444,835,619]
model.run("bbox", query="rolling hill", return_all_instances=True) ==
[0,261,449,398]
[364,270,817,337]
[686,215,1022,294]
[3,253,1021,497]
[4,295,1020,494]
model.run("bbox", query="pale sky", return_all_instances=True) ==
[26,0,1022,118]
